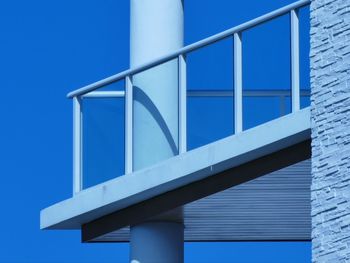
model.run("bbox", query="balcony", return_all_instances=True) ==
[41,0,312,243]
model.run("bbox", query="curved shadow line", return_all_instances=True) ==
[133,86,178,155]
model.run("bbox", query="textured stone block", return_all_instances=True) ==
[311,0,350,261]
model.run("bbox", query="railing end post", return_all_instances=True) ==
[73,96,83,195]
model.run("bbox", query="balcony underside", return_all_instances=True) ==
[91,159,311,242]
[40,108,311,242]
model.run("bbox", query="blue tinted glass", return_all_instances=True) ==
[242,14,291,128]
[301,96,310,109]
[187,96,234,150]
[285,95,310,111]
[243,14,291,91]
[82,97,125,189]
[187,37,233,90]
[243,96,281,130]
[284,95,292,115]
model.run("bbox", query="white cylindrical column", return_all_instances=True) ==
[130,222,184,263]
[130,0,184,262]
[131,0,184,170]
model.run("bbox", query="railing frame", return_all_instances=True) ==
[73,97,83,194]
[67,0,309,98]
[291,9,300,112]
[71,0,310,195]
[125,76,133,174]
[234,32,243,133]
[179,54,187,154]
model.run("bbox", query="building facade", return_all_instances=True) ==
[311,0,350,261]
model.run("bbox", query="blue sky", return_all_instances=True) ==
[0,0,310,262]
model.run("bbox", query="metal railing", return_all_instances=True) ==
[70,0,311,194]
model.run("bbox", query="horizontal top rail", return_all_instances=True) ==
[81,89,311,98]
[67,0,310,98]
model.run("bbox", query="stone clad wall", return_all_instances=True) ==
[310,0,350,261]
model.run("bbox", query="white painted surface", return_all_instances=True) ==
[131,0,184,171]
[40,108,311,230]
[130,1,184,261]
[130,222,184,263]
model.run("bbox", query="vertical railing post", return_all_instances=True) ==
[291,9,300,112]
[234,32,243,133]
[125,76,133,174]
[179,54,187,154]
[73,96,83,195]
